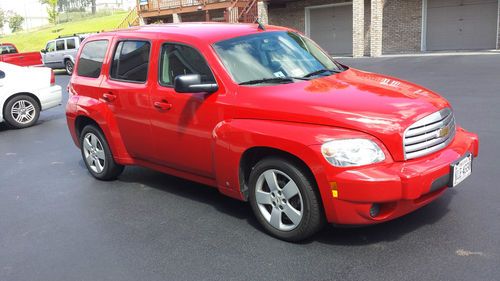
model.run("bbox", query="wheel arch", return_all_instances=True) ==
[239,146,319,202]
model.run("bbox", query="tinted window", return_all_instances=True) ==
[46,41,55,52]
[0,45,17,54]
[67,38,76,50]
[159,44,215,85]
[56,40,65,51]
[77,40,109,78]
[110,41,150,83]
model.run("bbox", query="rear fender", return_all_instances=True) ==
[75,96,133,164]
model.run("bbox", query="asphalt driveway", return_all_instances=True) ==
[1,54,499,281]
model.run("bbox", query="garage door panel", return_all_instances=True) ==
[426,0,498,51]
[309,4,352,55]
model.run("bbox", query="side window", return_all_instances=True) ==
[77,40,109,78]
[66,38,76,50]
[110,40,150,83]
[46,41,56,52]
[159,44,215,86]
[56,40,65,51]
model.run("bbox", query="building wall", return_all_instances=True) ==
[382,0,422,53]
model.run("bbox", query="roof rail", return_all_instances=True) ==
[56,31,100,39]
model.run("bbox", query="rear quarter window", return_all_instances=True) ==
[77,40,109,78]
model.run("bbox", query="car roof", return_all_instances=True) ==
[93,22,294,44]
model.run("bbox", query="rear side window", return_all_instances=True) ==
[0,45,17,54]
[159,44,215,86]
[56,40,65,51]
[67,39,76,50]
[77,40,109,78]
[110,40,150,83]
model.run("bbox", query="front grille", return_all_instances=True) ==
[403,108,456,160]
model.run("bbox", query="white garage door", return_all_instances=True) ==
[308,4,353,55]
[426,0,498,51]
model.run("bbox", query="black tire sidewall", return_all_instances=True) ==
[3,95,40,129]
[248,157,324,242]
[65,60,74,75]
[80,125,123,181]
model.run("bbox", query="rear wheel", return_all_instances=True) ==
[65,60,74,75]
[248,157,324,242]
[80,125,124,180]
[3,95,40,129]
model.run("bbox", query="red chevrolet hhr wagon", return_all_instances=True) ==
[66,23,479,241]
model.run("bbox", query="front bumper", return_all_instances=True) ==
[312,127,479,225]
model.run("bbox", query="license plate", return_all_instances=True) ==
[449,153,473,187]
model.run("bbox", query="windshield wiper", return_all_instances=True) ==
[303,69,342,78]
[239,77,295,85]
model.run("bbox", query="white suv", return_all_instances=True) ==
[42,34,91,75]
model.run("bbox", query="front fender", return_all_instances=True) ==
[212,119,372,221]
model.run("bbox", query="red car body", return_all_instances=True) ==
[0,43,43,67]
[66,23,479,226]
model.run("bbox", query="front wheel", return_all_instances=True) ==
[248,157,324,242]
[65,60,74,75]
[80,125,124,181]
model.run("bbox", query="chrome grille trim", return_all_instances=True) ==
[403,108,456,160]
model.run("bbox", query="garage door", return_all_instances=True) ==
[308,4,353,55]
[426,0,498,51]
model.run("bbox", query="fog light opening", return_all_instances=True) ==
[370,203,380,218]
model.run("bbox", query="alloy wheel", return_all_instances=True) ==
[83,133,106,174]
[10,100,36,125]
[254,169,304,231]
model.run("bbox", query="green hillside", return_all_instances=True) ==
[0,12,127,52]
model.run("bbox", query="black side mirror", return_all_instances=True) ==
[40,49,47,54]
[0,70,5,79]
[174,74,218,94]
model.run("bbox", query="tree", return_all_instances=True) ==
[40,0,59,24]
[8,14,24,33]
[0,9,5,31]
[91,0,96,14]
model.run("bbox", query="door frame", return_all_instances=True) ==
[304,2,353,38]
[421,0,500,51]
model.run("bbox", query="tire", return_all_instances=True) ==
[80,125,124,181]
[65,60,74,75]
[3,95,40,129]
[248,157,324,242]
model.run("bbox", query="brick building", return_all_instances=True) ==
[136,0,500,57]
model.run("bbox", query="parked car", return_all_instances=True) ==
[0,62,62,128]
[66,23,479,241]
[0,43,43,67]
[42,34,90,75]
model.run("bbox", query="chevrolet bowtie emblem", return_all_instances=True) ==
[437,126,450,138]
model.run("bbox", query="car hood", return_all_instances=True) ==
[233,68,451,161]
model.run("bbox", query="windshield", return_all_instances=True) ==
[213,31,343,85]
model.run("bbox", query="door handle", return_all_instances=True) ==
[102,92,116,102]
[154,101,172,111]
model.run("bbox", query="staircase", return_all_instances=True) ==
[117,7,140,29]
[231,0,259,23]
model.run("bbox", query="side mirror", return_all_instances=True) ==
[174,74,218,94]
[41,49,47,54]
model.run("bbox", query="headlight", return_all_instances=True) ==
[321,139,385,167]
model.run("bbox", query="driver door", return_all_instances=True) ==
[149,43,223,178]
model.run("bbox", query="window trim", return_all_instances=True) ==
[76,39,110,79]
[157,41,217,89]
[108,39,152,85]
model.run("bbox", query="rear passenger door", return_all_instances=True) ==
[54,39,66,67]
[98,38,154,160]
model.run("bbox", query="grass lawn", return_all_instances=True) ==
[0,12,127,52]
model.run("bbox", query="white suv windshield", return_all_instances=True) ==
[213,31,343,85]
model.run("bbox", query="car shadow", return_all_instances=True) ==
[104,164,455,245]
